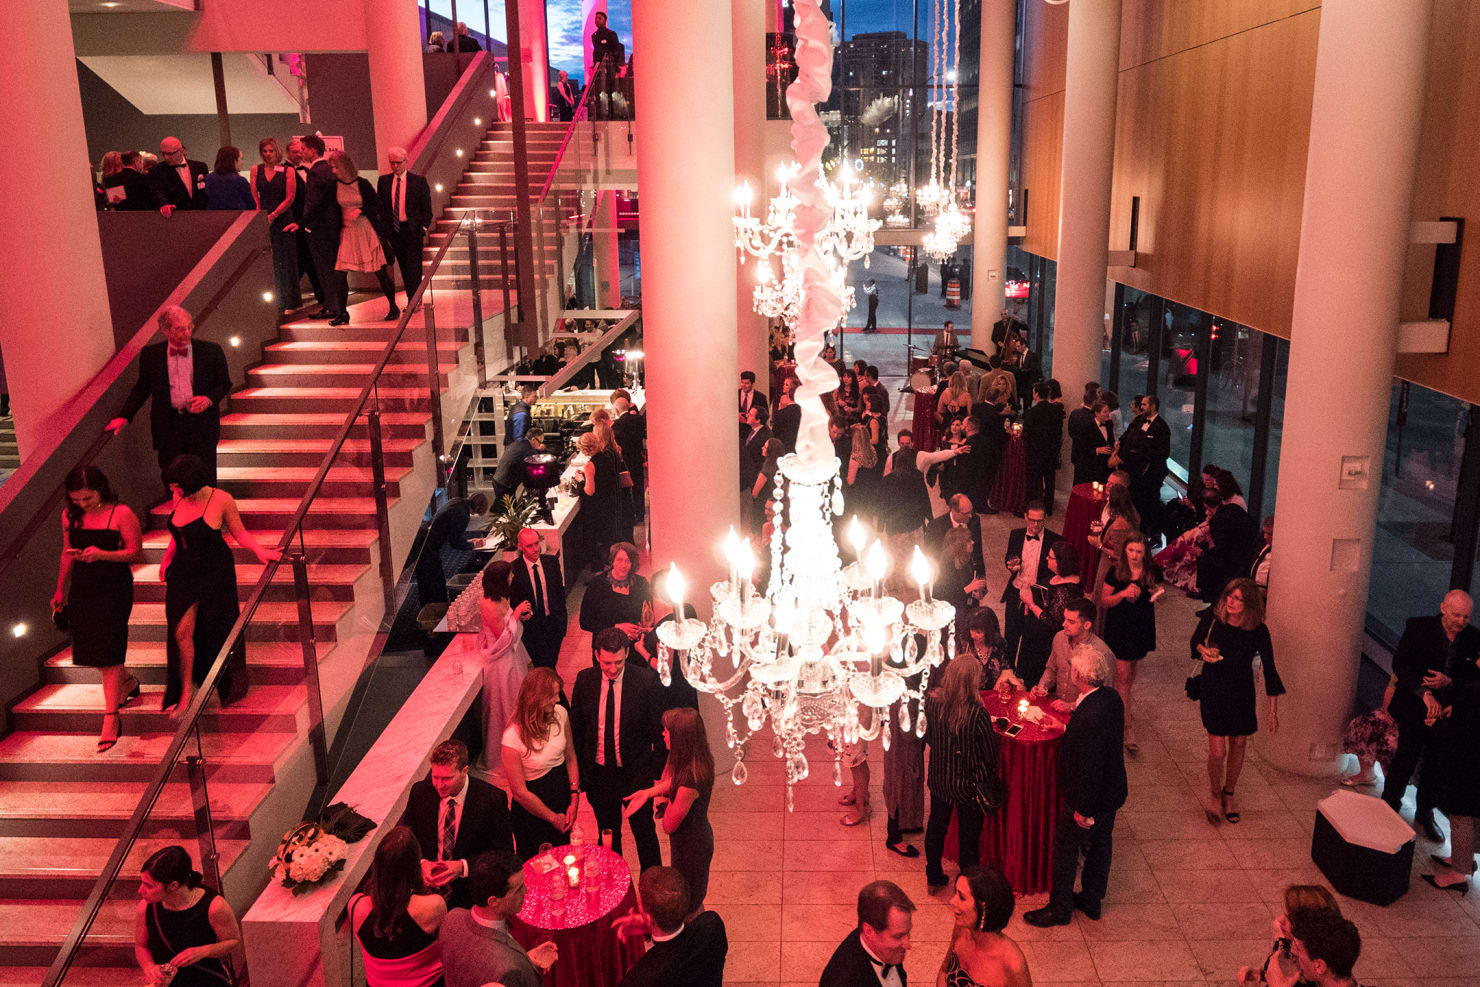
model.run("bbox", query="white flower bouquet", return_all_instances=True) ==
[269,822,349,895]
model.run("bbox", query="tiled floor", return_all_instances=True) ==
[544,391,1480,986]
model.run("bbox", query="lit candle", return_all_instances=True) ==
[910,545,933,603]
[848,516,866,560]
[666,565,687,617]
[1018,698,1030,718]
[568,865,581,887]
[737,538,756,603]
[723,526,741,596]
[866,540,888,600]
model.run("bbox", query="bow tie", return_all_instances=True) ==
[1025,534,1040,541]
[169,347,190,358]
[868,956,899,981]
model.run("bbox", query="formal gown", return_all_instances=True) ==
[143,887,233,987]
[476,609,532,783]
[164,492,241,710]
[667,783,714,909]
[65,507,133,668]
[578,449,622,566]
[1101,573,1157,662]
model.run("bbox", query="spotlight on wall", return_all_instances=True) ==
[455,148,464,158]
[474,117,482,126]
[435,183,444,193]
[229,336,242,348]
[262,291,274,303]
[10,623,26,638]
[490,89,498,98]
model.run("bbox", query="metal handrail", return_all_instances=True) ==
[534,58,602,205]
[0,245,271,583]
[41,213,509,987]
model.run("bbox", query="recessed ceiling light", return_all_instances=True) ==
[100,2,122,7]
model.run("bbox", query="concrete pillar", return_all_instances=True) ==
[1262,0,1432,777]
[970,0,1015,354]
[365,0,429,166]
[593,190,622,308]
[0,3,115,459]
[734,0,771,392]
[1050,0,1120,395]
[632,0,740,599]
[518,0,550,121]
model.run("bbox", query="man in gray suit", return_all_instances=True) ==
[438,852,558,987]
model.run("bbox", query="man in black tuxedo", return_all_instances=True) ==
[1065,382,1101,484]
[925,493,985,582]
[861,364,890,418]
[616,867,727,987]
[149,137,209,215]
[552,70,579,121]
[570,628,665,871]
[1382,590,1479,840]
[1196,488,1259,602]
[377,146,433,305]
[1069,398,1114,485]
[737,370,768,428]
[285,138,323,308]
[818,880,915,987]
[103,151,158,211]
[289,135,348,324]
[739,406,773,514]
[1025,650,1128,926]
[1000,501,1061,669]
[1116,394,1171,541]
[612,393,646,524]
[106,305,231,486]
[509,527,566,670]
[772,392,802,455]
[401,740,514,909]
[957,416,998,517]
[1022,380,1066,514]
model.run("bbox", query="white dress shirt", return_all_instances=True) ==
[392,173,407,223]
[439,775,471,875]
[595,668,625,768]
[527,557,548,616]
[174,161,193,196]
[1017,530,1045,590]
[167,344,193,410]
[859,936,903,987]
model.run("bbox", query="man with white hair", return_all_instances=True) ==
[1024,642,1128,927]
[106,305,231,486]
[377,147,432,304]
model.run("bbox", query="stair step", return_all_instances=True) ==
[0,727,293,783]
[278,322,474,344]
[129,559,367,603]
[45,641,306,687]
[140,528,378,565]
[13,683,305,734]
[0,836,250,898]
[0,778,268,838]
[0,900,137,967]
[0,966,141,986]
[263,339,463,365]
[247,363,453,388]
[213,464,409,500]
[217,437,421,468]
[103,597,352,642]
[230,385,431,414]
[219,410,429,441]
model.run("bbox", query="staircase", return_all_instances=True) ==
[0,115,568,983]
[0,416,18,485]
[427,121,568,292]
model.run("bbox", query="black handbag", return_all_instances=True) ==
[1186,621,1213,701]
[52,605,69,632]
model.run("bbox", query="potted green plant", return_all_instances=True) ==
[489,486,541,559]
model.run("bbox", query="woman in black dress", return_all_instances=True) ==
[52,466,143,751]
[1016,542,1083,688]
[576,430,621,570]
[578,542,652,663]
[936,526,990,621]
[1192,577,1283,824]
[249,138,299,316]
[959,607,1012,691]
[161,455,281,716]
[624,707,715,917]
[350,827,447,987]
[1100,533,1159,753]
[134,846,241,987]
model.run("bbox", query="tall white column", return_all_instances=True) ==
[0,2,115,459]
[593,190,621,308]
[365,0,428,165]
[734,0,771,391]
[1050,0,1120,393]
[969,0,1015,354]
[633,0,740,598]
[518,0,550,121]
[1262,0,1432,777]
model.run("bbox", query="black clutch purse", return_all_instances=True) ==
[51,606,69,633]
[1184,672,1201,701]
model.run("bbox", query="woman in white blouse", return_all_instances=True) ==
[501,667,580,859]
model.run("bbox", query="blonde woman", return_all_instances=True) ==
[501,668,579,858]
[924,656,1000,891]
[250,137,299,313]
[326,149,400,320]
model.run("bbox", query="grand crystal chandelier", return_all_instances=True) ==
[659,0,954,809]
[918,0,972,261]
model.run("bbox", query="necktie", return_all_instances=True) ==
[439,797,456,859]
[603,678,618,767]
[170,347,189,358]
[393,176,402,230]
[531,560,546,617]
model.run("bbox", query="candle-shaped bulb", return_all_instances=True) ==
[723,526,740,565]
[733,181,753,207]
[737,539,756,582]
[848,516,866,557]
[666,565,687,612]
[866,540,888,582]
[774,596,795,635]
[910,545,932,590]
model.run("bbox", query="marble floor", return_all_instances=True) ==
[546,412,1480,986]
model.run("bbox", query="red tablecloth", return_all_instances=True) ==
[911,387,940,452]
[1064,482,1108,590]
[991,432,1026,515]
[945,690,1065,895]
[510,845,645,987]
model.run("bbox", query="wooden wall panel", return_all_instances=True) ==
[1393,0,1480,405]
[1107,10,1319,338]
[1021,0,1067,101]
[1020,90,1064,260]
[1119,0,1320,71]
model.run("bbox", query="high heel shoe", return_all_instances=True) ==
[120,675,140,709]
[1222,789,1241,824]
[97,711,122,753]
[1203,789,1223,825]
[1421,873,1469,896]
[384,306,401,321]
